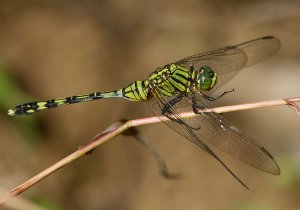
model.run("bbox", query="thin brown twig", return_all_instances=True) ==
[1,97,299,206]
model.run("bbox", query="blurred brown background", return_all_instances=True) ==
[0,0,300,210]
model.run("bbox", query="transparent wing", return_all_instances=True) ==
[148,89,280,176]
[147,90,249,188]
[194,92,280,174]
[174,36,280,92]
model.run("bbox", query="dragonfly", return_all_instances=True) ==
[8,36,281,189]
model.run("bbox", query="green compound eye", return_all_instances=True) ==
[198,65,217,91]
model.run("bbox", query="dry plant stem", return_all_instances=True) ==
[1,97,300,206]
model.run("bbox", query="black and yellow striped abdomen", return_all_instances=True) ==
[121,80,149,101]
[8,90,123,115]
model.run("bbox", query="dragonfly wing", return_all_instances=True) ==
[174,36,280,93]
[185,92,280,175]
[234,36,280,68]
[148,87,280,175]
[148,90,249,188]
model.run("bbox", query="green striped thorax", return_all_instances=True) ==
[196,65,217,91]
[145,63,218,97]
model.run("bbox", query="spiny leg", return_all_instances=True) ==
[160,94,200,130]
[216,88,235,99]
[202,88,235,102]
[161,94,184,114]
[160,94,184,123]
[191,91,214,116]
[191,93,227,128]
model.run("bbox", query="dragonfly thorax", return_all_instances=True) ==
[196,65,217,91]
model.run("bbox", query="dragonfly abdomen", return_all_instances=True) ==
[122,80,149,101]
[8,90,123,115]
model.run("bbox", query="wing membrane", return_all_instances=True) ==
[190,92,280,175]
[148,90,249,188]
[148,90,280,175]
[174,36,280,92]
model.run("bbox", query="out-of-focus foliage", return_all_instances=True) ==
[0,60,40,146]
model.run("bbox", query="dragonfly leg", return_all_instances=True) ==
[191,92,226,122]
[191,92,211,115]
[161,94,184,123]
[216,88,235,99]
[161,94,184,114]
[161,94,201,130]
[202,94,218,101]
[192,93,202,114]
[201,88,235,102]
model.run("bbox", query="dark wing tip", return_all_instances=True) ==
[260,146,281,175]
[271,162,281,175]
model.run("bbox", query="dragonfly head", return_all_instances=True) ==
[197,65,217,91]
